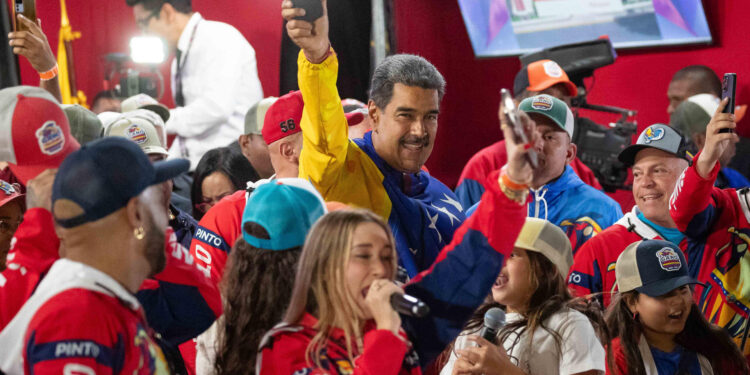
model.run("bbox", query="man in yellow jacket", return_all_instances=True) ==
[283,1,466,280]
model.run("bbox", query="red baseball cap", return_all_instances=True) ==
[262,91,365,145]
[513,59,578,97]
[0,179,24,210]
[0,86,80,184]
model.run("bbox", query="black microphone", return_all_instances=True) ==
[390,293,430,317]
[478,307,506,344]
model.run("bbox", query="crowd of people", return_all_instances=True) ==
[1,0,750,374]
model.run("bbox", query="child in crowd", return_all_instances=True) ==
[442,218,607,375]
[606,240,747,375]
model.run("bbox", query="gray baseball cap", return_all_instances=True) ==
[61,104,103,145]
[245,97,278,135]
[121,94,170,123]
[618,124,692,167]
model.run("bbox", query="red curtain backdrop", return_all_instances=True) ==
[17,0,748,189]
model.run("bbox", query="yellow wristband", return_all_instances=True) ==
[39,65,58,81]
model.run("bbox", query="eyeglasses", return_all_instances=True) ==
[0,218,22,234]
[136,10,160,29]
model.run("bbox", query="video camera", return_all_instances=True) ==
[520,38,638,192]
[103,53,164,99]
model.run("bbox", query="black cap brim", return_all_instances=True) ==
[153,159,190,185]
[636,275,704,297]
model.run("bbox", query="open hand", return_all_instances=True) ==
[8,15,56,73]
[281,0,330,63]
[696,97,739,178]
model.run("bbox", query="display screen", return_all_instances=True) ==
[458,0,712,57]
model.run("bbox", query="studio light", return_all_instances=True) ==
[129,36,166,65]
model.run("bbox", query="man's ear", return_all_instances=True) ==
[238,134,251,156]
[566,141,577,164]
[367,100,380,132]
[125,196,144,231]
[161,2,175,22]
[279,141,296,162]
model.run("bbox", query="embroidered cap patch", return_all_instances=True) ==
[656,247,681,272]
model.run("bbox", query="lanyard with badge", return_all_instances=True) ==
[174,18,200,158]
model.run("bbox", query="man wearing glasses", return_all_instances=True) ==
[0,180,23,271]
[126,0,264,171]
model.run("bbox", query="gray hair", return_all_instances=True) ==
[369,54,446,109]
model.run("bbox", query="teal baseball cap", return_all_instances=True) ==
[519,94,575,139]
[242,178,327,251]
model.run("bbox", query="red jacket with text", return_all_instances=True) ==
[669,154,750,359]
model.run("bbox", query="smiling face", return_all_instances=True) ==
[345,221,396,320]
[628,285,693,341]
[492,247,535,313]
[528,117,576,188]
[370,83,439,174]
[632,148,688,228]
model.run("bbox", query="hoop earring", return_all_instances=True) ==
[134,227,145,240]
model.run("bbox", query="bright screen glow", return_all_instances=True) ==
[130,36,166,64]
[458,0,712,57]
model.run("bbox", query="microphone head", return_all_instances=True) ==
[483,307,506,330]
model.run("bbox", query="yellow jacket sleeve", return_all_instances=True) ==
[297,50,391,220]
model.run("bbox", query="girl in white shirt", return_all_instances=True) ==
[442,217,607,375]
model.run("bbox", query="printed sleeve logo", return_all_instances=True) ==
[36,121,65,155]
[656,247,682,271]
[543,61,563,78]
[644,127,665,144]
[127,125,148,144]
[531,96,554,111]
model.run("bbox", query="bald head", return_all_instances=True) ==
[667,65,721,115]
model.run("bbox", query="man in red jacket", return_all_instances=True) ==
[669,98,750,359]
[568,123,691,307]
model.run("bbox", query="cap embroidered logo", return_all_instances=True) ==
[0,181,16,195]
[656,247,682,271]
[127,125,148,144]
[644,127,665,144]
[531,96,554,111]
[543,61,563,78]
[35,121,65,155]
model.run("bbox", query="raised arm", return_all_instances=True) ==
[8,15,62,102]
[670,98,740,236]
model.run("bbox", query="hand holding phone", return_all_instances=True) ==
[719,73,737,133]
[291,0,324,23]
[501,89,538,169]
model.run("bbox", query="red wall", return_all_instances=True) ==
[18,0,748,188]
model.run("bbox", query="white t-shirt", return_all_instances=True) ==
[441,307,605,375]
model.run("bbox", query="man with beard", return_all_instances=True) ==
[467,95,622,254]
[0,137,188,374]
[284,1,465,280]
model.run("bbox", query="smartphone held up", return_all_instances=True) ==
[12,0,37,32]
[719,73,737,134]
[500,89,538,169]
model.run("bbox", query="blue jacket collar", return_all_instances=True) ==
[531,165,584,198]
[355,131,429,197]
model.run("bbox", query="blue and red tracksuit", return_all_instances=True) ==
[669,154,750,359]
[258,170,528,373]
[455,140,602,210]
[467,165,622,255]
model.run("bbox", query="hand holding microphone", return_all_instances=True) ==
[366,280,430,335]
